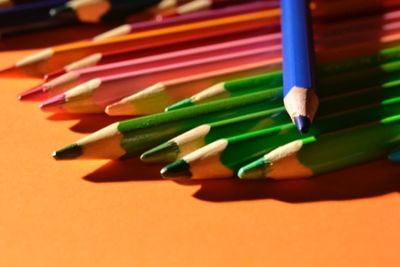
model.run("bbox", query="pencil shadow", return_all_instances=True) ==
[177,160,400,203]
[0,24,113,51]
[46,113,131,133]
[83,158,164,182]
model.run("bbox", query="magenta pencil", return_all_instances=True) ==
[20,33,281,101]
[42,27,279,81]
[40,46,282,113]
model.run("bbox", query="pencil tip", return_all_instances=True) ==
[160,159,192,179]
[18,85,47,101]
[238,158,267,179]
[294,115,311,134]
[165,98,193,111]
[53,144,82,160]
[40,94,65,111]
[141,141,180,163]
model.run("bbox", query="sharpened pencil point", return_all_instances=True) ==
[238,158,267,179]
[141,141,180,163]
[388,149,400,162]
[53,144,83,160]
[294,115,311,134]
[161,159,192,179]
[18,85,47,101]
[40,94,65,110]
[165,98,193,111]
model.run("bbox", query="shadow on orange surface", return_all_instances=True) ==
[83,158,164,182]
[82,157,400,203]
[188,160,400,203]
[46,113,130,133]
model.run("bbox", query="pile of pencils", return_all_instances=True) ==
[3,0,400,180]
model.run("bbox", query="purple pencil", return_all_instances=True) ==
[92,1,279,41]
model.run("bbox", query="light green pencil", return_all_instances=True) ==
[239,114,400,180]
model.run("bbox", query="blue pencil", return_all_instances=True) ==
[281,0,319,133]
[388,147,400,162]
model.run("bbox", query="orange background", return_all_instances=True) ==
[0,27,400,267]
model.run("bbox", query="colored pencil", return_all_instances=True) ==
[238,115,400,180]
[388,147,400,162]
[167,51,400,111]
[50,0,162,23]
[19,34,281,101]
[40,46,281,113]
[0,0,67,27]
[1,9,280,76]
[99,3,400,41]
[145,79,400,163]
[105,59,281,116]
[92,1,279,41]
[40,41,400,114]
[111,52,400,115]
[43,28,277,81]
[158,0,266,17]
[43,15,400,80]
[281,0,318,134]
[52,90,285,160]
[161,95,400,179]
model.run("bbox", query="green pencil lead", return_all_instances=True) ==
[52,143,83,160]
[141,141,180,163]
[165,98,193,112]
[238,158,267,179]
[161,159,192,179]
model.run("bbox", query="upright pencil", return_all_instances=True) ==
[238,115,400,180]
[281,0,318,133]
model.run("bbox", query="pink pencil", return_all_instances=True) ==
[40,45,282,114]
[20,33,282,101]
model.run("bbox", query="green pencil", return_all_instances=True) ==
[160,96,400,179]
[143,79,400,163]
[167,52,400,111]
[53,89,284,160]
[238,115,400,180]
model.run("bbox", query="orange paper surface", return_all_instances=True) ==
[1,47,400,267]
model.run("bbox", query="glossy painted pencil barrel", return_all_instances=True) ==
[281,0,318,133]
[239,115,400,180]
